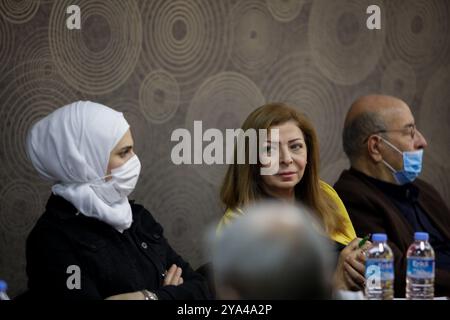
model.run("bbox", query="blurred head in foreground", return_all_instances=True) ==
[211,201,334,299]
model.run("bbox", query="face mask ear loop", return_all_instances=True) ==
[374,135,400,174]
[77,155,139,185]
[382,159,397,173]
[379,137,403,155]
[81,173,113,186]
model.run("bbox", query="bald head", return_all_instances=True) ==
[342,94,412,164]
[345,94,410,128]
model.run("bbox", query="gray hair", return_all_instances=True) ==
[342,112,387,163]
[209,201,333,299]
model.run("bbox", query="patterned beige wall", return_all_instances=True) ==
[1,0,449,297]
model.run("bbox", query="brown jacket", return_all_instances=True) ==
[334,168,450,297]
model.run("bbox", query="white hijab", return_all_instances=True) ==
[26,101,133,232]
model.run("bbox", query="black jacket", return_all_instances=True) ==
[334,168,450,297]
[26,194,211,300]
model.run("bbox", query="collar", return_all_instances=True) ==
[46,193,138,229]
[46,193,79,219]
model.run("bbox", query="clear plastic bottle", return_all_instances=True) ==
[406,232,435,300]
[0,280,10,300]
[365,233,394,300]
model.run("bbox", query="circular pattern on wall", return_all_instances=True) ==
[48,0,142,95]
[385,0,450,74]
[381,60,417,106]
[185,71,265,187]
[266,0,304,23]
[139,70,180,124]
[262,52,347,167]
[140,0,232,98]
[136,160,222,267]
[13,27,62,91]
[0,64,83,183]
[230,0,282,76]
[419,65,450,168]
[308,0,386,85]
[0,15,14,74]
[0,0,40,24]
[0,179,41,236]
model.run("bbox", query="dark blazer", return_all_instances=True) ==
[26,194,211,300]
[334,168,450,297]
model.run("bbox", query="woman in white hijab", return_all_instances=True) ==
[25,101,210,300]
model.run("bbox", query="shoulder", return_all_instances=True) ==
[27,195,73,245]
[130,201,156,222]
[319,180,357,245]
[334,168,367,191]
[130,201,164,234]
[225,207,243,217]
[223,207,243,223]
[26,209,77,255]
[216,207,243,235]
[333,169,379,204]
[319,180,339,198]
[319,180,351,209]
[319,180,349,216]
[333,172,392,221]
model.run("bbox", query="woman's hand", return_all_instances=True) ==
[104,264,184,299]
[343,240,371,291]
[163,264,184,286]
[105,291,147,300]
[334,238,371,291]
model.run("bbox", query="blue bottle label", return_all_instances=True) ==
[366,259,394,288]
[407,257,434,279]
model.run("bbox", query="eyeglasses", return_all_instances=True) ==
[363,124,416,144]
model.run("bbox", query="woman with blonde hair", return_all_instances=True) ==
[218,102,369,292]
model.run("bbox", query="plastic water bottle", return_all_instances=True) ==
[0,280,10,300]
[406,232,435,300]
[365,233,394,300]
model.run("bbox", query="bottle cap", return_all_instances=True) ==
[0,280,7,291]
[414,232,429,241]
[372,233,387,242]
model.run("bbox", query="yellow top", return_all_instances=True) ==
[216,180,356,246]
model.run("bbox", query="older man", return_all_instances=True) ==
[334,94,450,297]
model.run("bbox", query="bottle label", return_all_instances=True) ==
[366,259,394,289]
[407,257,434,279]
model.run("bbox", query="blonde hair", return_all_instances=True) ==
[220,102,346,235]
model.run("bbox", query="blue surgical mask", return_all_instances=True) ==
[380,138,423,185]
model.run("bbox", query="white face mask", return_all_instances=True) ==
[90,154,141,205]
